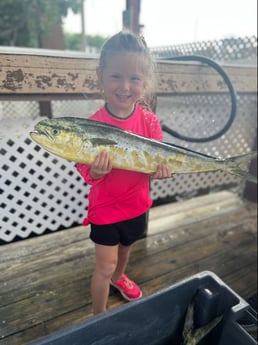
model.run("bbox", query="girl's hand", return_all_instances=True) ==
[90,152,113,179]
[151,164,174,179]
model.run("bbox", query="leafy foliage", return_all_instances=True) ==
[0,0,81,47]
[64,32,108,51]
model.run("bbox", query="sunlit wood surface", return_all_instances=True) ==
[0,191,257,345]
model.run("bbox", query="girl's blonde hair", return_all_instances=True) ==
[98,31,156,111]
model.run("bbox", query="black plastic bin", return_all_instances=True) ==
[27,271,257,345]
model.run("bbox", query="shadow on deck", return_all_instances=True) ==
[0,191,257,345]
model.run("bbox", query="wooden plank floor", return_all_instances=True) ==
[0,191,257,345]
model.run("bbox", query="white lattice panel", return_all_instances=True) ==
[0,117,89,242]
[52,99,103,117]
[0,101,40,120]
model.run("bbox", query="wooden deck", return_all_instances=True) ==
[0,191,257,345]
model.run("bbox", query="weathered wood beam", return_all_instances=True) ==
[0,50,256,99]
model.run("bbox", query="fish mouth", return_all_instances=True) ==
[30,128,63,157]
[30,128,53,142]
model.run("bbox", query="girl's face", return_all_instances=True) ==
[98,52,146,118]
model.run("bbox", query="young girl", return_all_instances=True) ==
[76,31,172,315]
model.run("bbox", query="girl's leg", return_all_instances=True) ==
[110,243,142,301]
[111,244,132,281]
[91,243,118,315]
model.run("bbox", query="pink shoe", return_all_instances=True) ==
[110,274,142,301]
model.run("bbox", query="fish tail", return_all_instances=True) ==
[224,152,257,184]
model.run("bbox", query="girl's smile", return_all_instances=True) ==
[98,52,146,118]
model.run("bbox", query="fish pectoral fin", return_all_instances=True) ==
[91,138,117,146]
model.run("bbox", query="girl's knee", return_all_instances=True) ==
[95,259,117,279]
[94,244,118,279]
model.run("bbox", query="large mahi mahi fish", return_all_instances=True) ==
[30,117,257,183]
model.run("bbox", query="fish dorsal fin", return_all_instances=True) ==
[91,138,117,146]
[163,141,216,159]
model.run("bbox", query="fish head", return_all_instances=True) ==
[30,117,93,161]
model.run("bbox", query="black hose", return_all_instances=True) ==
[159,55,237,142]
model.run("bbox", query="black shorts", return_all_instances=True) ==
[90,213,147,246]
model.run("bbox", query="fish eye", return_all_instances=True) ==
[52,129,60,136]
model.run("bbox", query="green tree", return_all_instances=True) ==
[0,0,81,47]
[64,33,82,51]
[64,32,108,52]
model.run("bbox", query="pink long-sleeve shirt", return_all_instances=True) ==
[76,104,163,226]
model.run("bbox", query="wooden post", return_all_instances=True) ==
[81,0,86,52]
[123,0,141,34]
[243,135,257,202]
[39,100,52,118]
